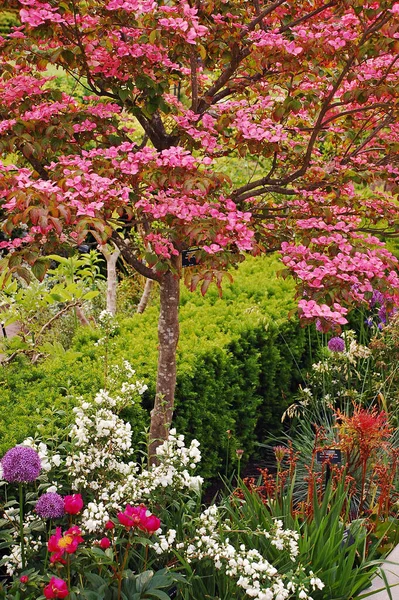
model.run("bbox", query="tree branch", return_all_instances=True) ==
[242,0,286,36]
[111,231,161,282]
[190,48,199,112]
[278,1,338,34]
[341,114,395,164]
[38,300,81,339]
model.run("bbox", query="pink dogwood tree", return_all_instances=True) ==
[1,0,399,451]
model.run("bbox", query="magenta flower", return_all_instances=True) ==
[117,504,161,533]
[99,537,111,549]
[1,446,41,483]
[43,577,68,599]
[64,493,84,514]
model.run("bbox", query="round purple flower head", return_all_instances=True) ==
[1,446,41,483]
[35,492,65,519]
[327,337,345,353]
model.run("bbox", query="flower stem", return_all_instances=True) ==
[67,554,71,592]
[19,484,25,570]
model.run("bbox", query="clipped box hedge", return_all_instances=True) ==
[0,255,314,478]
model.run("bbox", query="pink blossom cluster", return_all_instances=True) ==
[19,0,66,27]
[233,111,288,143]
[158,3,208,45]
[145,233,179,259]
[105,0,157,14]
[0,74,51,107]
[249,30,303,56]
[173,110,222,153]
[298,300,348,326]
[294,11,360,51]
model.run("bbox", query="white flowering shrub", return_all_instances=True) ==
[154,505,324,600]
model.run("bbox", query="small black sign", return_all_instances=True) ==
[316,449,342,465]
[182,247,200,267]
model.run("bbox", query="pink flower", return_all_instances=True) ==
[143,514,162,533]
[64,494,84,515]
[105,520,115,530]
[20,575,29,584]
[48,526,84,563]
[117,504,161,533]
[43,577,69,599]
[99,537,111,549]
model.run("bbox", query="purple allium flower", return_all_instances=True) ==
[370,290,384,307]
[35,492,65,519]
[315,319,323,332]
[327,337,345,352]
[1,446,41,483]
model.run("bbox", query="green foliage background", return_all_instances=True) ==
[0,10,19,35]
[0,255,313,478]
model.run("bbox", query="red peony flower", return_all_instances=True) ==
[20,575,29,584]
[105,520,115,530]
[43,577,69,599]
[64,494,84,515]
[117,504,160,533]
[99,537,111,549]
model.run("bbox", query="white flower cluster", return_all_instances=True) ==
[95,310,118,346]
[21,438,61,472]
[81,501,110,533]
[2,511,43,575]
[109,430,203,507]
[154,505,324,600]
[66,390,138,491]
[66,389,203,532]
[3,544,21,576]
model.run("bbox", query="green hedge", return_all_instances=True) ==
[0,10,19,35]
[0,255,314,478]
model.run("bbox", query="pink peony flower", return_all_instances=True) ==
[117,504,160,533]
[20,575,29,584]
[48,526,84,563]
[64,494,84,515]
[43,577,69,599]
[105,520,115,530]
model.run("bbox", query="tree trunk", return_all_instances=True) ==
[137,278,154,314]
[149,271,180,459]
[99,245,120,316]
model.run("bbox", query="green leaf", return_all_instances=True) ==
[82,290,100,301]
[135,571,154,593]
[85,573,107,588]
[145,591,171,600]
[118,88,130,102]
[32,259,49,281]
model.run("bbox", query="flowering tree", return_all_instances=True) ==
[1,0,399,451]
